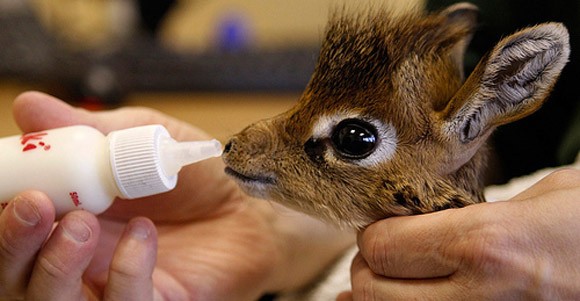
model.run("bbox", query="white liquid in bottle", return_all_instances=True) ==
[0,125,222,217]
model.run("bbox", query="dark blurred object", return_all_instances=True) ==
[428,0,580,183]
[0,3,60,82]
[136,0,176,34]
[0,3,318,105]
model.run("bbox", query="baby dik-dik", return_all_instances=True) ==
[222,3,570,229]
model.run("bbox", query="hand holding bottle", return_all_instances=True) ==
[0,92,355,300]
[0,124,222,216]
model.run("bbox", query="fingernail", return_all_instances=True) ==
[62,216,91,243]
[128,220,151,240]
[13,196,41,226]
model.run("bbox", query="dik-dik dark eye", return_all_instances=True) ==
[331,118,378,159]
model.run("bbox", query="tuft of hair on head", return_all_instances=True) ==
[309,1,478,98]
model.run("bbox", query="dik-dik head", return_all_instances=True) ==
[222,3,570,229]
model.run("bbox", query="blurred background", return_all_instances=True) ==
[0,0,578,185]
[0,0,421,141]
[0,0,419,102]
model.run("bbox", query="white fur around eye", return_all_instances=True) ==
[311,113,398,167]
[312,112,361,138]
[358,119,398,167]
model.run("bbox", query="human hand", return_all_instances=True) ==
[338,168,580,301]
[1,92,354,300]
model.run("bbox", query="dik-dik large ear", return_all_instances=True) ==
[441,23,570,144]
[439,2,479,78]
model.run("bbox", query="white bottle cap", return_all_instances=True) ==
[107,125,222,199]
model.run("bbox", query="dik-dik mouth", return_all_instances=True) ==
[224,167,276,185]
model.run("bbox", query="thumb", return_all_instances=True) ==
[12,91,211,140]
[357,209,463,279]
[12,91,93,133]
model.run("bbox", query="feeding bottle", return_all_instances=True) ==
[0,124,222,217]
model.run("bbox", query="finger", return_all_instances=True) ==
[12,91,210,139]
[510,168,580,201]
[104,217,157,301]
[26,210,100,301]
[357,210,462,279]
[0,192,55,298]
[350,253,461,301]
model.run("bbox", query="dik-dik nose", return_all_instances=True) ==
[223,123,276,158]
[222,136,242,157]
[223,139,234,154]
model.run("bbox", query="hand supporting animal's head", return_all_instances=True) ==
[222,3,570,229]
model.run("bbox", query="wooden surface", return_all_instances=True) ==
[0,82,298,141]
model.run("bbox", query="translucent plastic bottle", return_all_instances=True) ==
[0,124,222,217]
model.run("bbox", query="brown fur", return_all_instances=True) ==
[222,3,570,229]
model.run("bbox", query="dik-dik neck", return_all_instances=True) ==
[397,152,487,217]
[446,144,489,204]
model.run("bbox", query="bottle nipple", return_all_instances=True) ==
[160,139,223,176]
[108,125,223,199]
